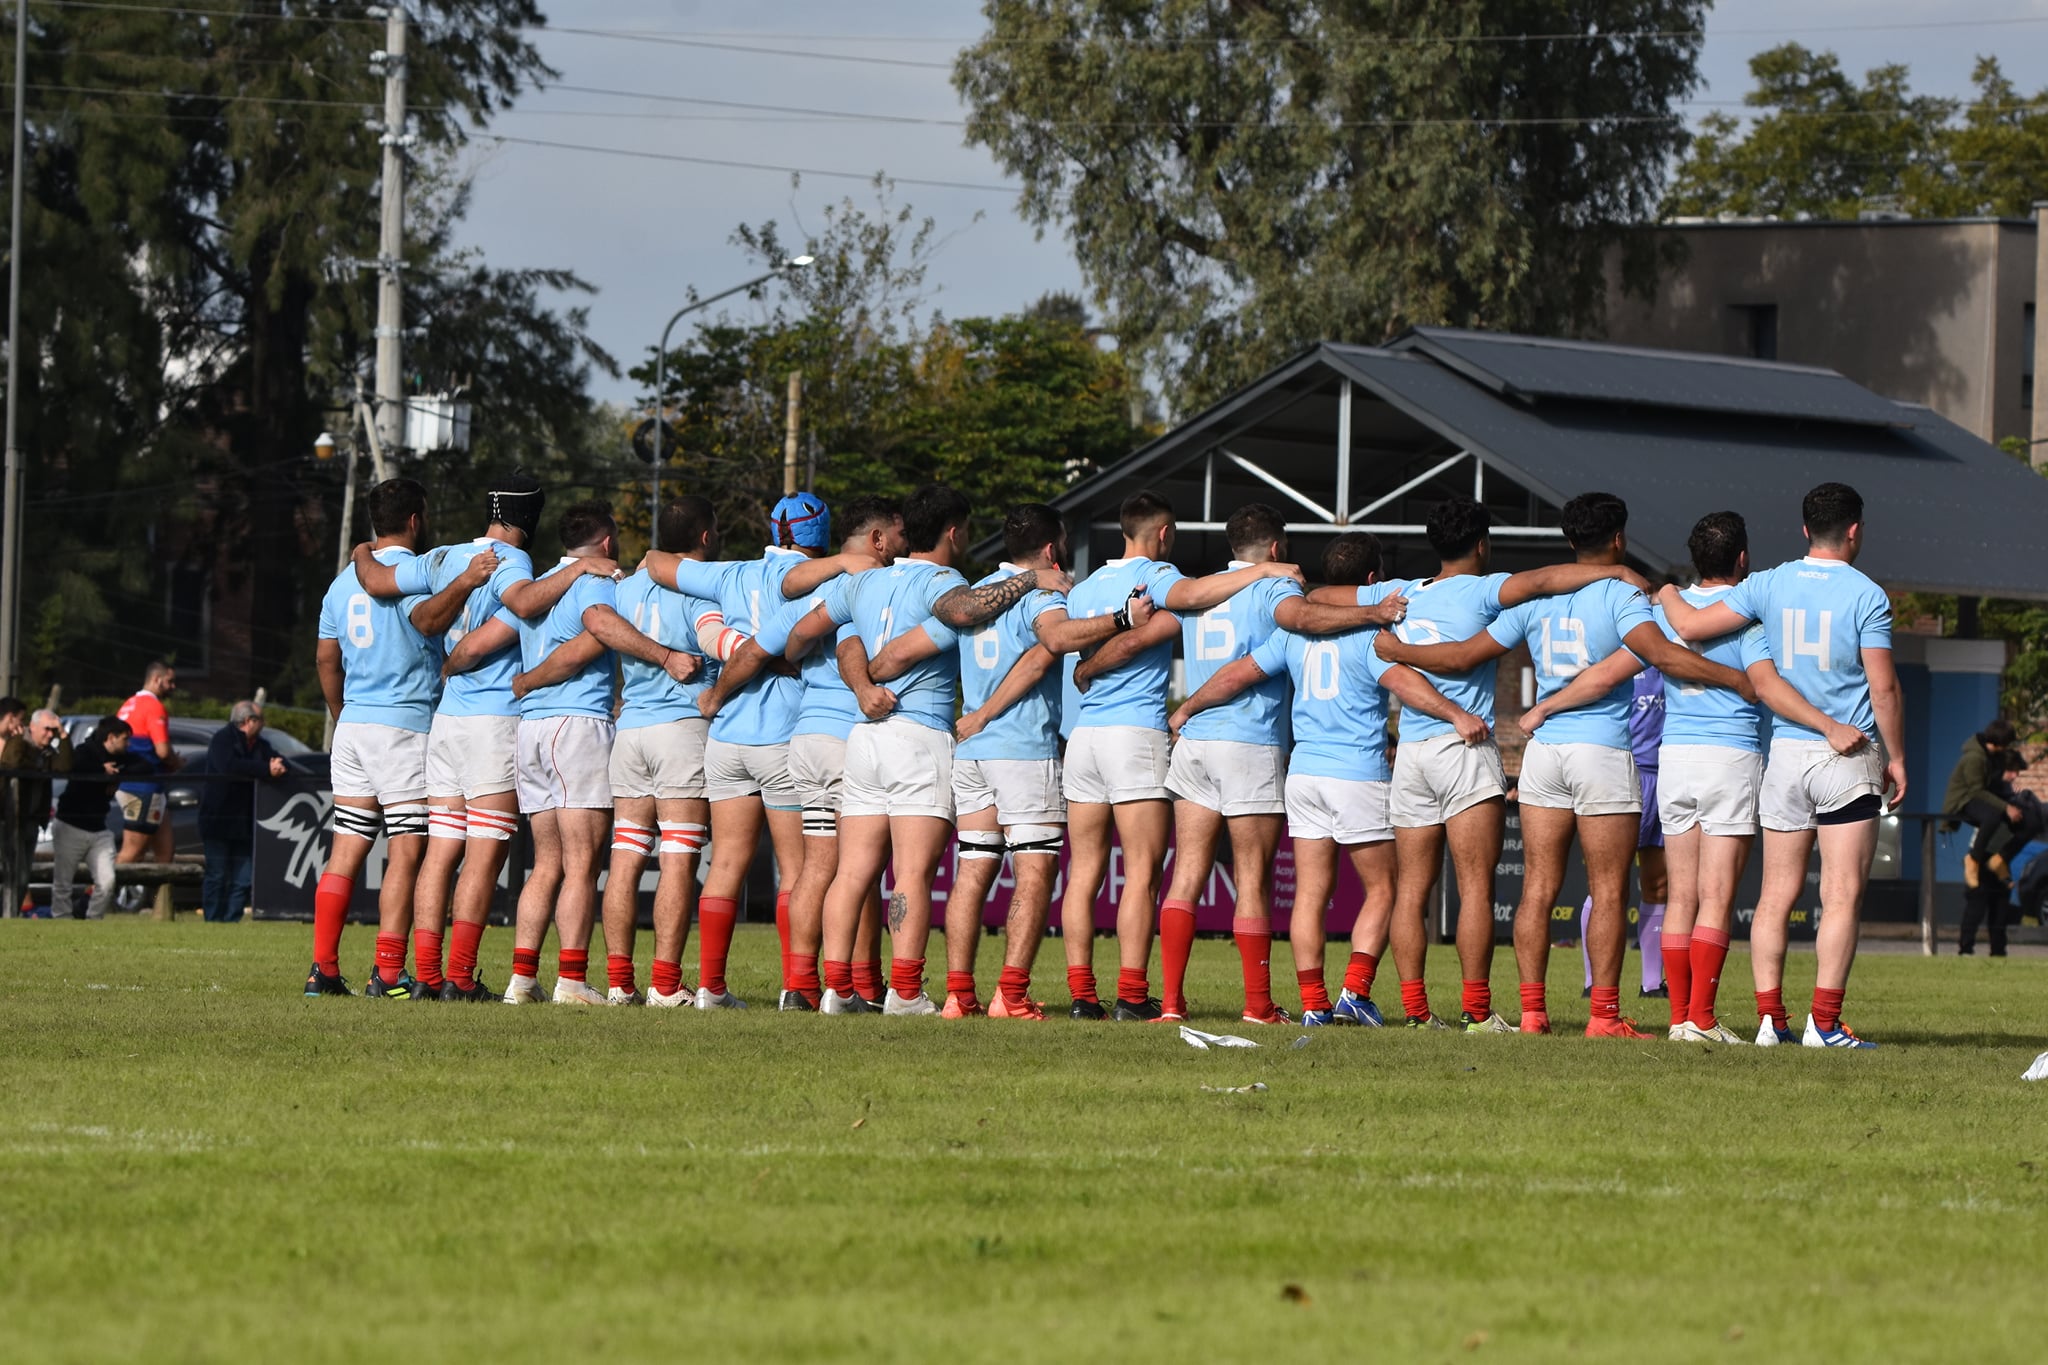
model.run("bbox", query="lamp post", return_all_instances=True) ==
[648,255,813,549]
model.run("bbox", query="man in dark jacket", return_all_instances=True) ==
[1943,718,2024,953]
[199,701,287,923]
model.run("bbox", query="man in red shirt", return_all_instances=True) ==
[115,662,183,878]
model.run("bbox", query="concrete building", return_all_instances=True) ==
[1601,217,2038,450]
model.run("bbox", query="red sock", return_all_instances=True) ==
[1233,915,1273,1017]
[558,949,588,983]
[998,964,1030,1007]
[448,920,484,989]
[1343,951,1377,997]
[651,959,683,997]
[697,896,737,996]
[890,957,925,1000]
[1159,899,1196,1007]
[823,959,854,995]
[607,954,635,991]
[1297,968,1331,1014]
[852,959,883,1001]
[312,873,353,976]
[1460,978,1491,1020]
[1067,965,1098,1004]
[790,952,821,1005]
[1660,931,1693,1029]
[1589,985,1620,1021]
[1399,978,1430,1021]
[511,946,540,980]
[374,933,406,982]
[774,890,792,989]
[1756,986,1788,1032]
[945,970,977,1002]
[1811,986,1845,1034]
[1519,981,1547,1020]
[1116,966,1148,1004]
[1688,927,1731,1028]
[412,930,445,988]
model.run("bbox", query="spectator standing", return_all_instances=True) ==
[1942,718,2022,954]
[51,717,144,919]
[198,702,286,923]
[115,662,183,880]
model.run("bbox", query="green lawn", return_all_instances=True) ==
[1,919,2043,1364]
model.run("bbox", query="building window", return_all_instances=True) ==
[2024,302,2036,409]
[1733,303,1778,361]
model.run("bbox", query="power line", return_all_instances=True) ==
[475,131,1018,194]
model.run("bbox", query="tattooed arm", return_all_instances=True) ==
[930,566,1074,631]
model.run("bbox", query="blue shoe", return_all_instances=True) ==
[1801,1014,1876,1049]
[1300,1008,1335,1026]
[1333,989,1383,1027]
[363,971,416,1000]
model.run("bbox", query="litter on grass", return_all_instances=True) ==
[2023,1050,2048,1082]
[1179,1025,1258,1050]
[1200,1083,1268,1094]
[1290,1035,1311,1049]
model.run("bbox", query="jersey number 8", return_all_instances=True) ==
[346,593,375,648]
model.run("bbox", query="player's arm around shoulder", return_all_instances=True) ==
[1168,653,1271,739]
[1073,604,1179,691]
[512,631,604,698]
[1379,663,1490,745]
[1161,559,1301,612]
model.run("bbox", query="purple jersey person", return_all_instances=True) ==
[1585,666,1670,994]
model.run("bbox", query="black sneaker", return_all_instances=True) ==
[857,994,886,1013]
[439,977,494,1002]
[1580,986,1593,999]
[1639,985,1668,999]
[1112,996,1164,1022]
[1069,998,1107,1021]
[303,964,351,997]
[778,989,816,1012]
[408,978,445,1001]
[363,971,415,1000]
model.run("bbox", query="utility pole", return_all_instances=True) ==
[782,372,802,496]
[1,0,28,695]
[373,6,408,459]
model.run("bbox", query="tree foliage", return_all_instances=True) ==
[955,0,1708,407]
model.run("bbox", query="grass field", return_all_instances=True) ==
[2,919,2044,1364]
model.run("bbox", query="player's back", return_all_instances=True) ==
[504,562,616,720]
[1257,626,1396,782]
[615,569,719,728]
[318,549,439,729]
[1655,586,1769,751]
[710,549,808,743]
[1178,569,1300,746]
[845,559,967,733]
[1392,571,1511,740]
[406,538,533,717]
[1063,556,1187,733]
[768,579,864,740]
[958,567,1065,761]
[1488,577,1651,749]
[1728,557,1891,740]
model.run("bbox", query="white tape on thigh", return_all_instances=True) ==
[957,829,1007,862]
[384,803,430,839]
[466,806,517,843]
[658,821,708,855]
[1007,823,1064,855]
[427,807,468,842]
[612,820,656,856]
[331,803,383,842]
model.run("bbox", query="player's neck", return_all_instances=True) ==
[1698,575,1739,589]
[1804,542,1852,564]
[1437,553,1484,578]
[910,548,954,568]
[483,526,521,548]
[563,544,606,561]
[370,535,410,554]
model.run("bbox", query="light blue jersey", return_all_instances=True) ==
[1724,556,1891,741]
[1250,626,1399,782]
[494,562,618,721]
[947,565,1067,762]
[1389,572,1511,742]
[837,559,969,734]
[317,547,440,731]
[1062,557,1187,735]
[668,546,815,745]
[757,578,864,741]
[394,537,534,718]
[1654,585,1771,752]
[1178,565,1302,747]
[614,570,722,730]
[1488,577,1654,750]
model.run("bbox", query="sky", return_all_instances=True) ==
[452,1,2048,406]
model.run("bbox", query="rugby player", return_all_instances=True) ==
[114,663,182,886]
[1169,531,1486,1025]
[1658,483,1905,1048]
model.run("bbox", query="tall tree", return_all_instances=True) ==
[956,0,1708,407]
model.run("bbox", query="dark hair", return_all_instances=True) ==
[0,697,24,723]
[1803,482,1863,545]
[558,499,615,552]
[1982,718,2018,748]
[365,477,427,537]
[1002,503,1065,562]
[658,496,716,553]
[1425,496,1490,560]
[1322,531,1384,587]
[92,714,130,747]
[142,659,173,685]
[1687,511,1748,581]
[839,495,901,543]
[902,483,972,553]
[1560,492,1629,551]
[1225,502,1287,558]
[2002,747,2031,774]
[1118,490,1174,541]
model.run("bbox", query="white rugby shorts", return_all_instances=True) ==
[1658,744,1763,838]
[954,756,1065,826]
[1285,773,1393,845]
[1517,741,1641,817]
[609,717,709,801]
[788,732,848,816]
[1759,738,1886,832]
[703,737,799,809]
[515,715,615,813]
[1168,737,1287,817]
[1063,725,1171,805]
[841,716,954,821]
[332,721,429,804]
[425,712,518,800]
[1388,732,1506,828]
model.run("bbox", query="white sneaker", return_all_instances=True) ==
[820,988,864,1015]
[552,978,605,1006]
[882,989,939,1017]
[1755,1016,1786,1047]
[1668,1023,1695,1041]
[1801,1014,1876,1049]
[502,974,546,1005]
[606,986,644,1006]
[1672,1021,1748,1044]
[647,985,692,1008]
[694,987,747,1010]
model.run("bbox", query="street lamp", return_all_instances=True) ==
[647,255,815,549]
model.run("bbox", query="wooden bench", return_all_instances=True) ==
[25,857,206,920]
